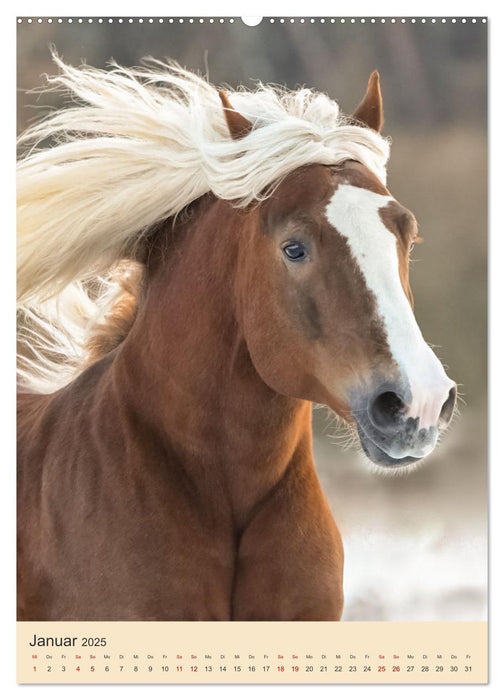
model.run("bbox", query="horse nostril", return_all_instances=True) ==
[439,385,457,428]
[369,390,406,430]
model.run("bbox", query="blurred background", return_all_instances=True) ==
[17,17,487,621]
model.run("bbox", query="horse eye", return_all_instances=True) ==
[282,241,308,262]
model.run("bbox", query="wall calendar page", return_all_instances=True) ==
[15,11,488,687]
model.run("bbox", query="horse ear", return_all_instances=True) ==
[218,90,253,140]
[352,71,384,133]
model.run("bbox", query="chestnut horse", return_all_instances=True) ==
[17,58,456,621]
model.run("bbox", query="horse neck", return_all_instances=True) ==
[112,197,313,518]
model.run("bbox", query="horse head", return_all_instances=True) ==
[223,74,456,468]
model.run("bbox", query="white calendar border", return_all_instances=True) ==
[3,0,500,697]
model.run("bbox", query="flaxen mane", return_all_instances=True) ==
[17,53,390,393]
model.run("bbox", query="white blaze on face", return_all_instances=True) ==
[325,183,453,432]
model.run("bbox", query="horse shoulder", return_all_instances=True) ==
[232,446,344,621]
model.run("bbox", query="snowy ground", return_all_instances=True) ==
[313,407,487,621]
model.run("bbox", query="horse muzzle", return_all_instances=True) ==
[350,379,457,468]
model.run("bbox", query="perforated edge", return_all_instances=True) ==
[16,17,488,25]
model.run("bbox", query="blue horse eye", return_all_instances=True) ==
[282,241,308,261]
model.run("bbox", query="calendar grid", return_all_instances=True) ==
[17,621,487,684]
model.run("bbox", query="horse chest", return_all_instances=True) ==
[18,391,343,621]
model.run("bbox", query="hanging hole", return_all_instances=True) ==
[241,16,263,26]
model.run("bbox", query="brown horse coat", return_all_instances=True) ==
[17,176,346,621]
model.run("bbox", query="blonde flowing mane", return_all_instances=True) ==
[17,53,390,393]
